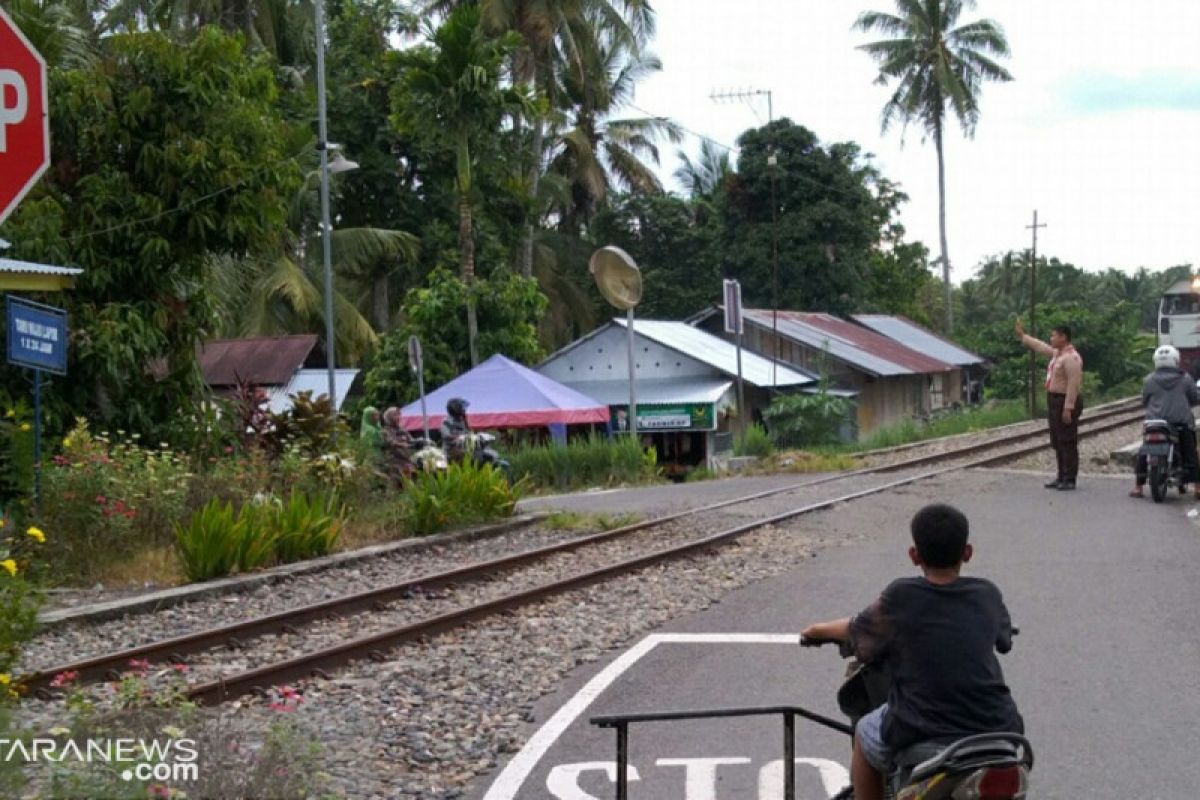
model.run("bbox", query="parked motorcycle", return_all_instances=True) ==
[1138,419,1190,502]
[800,634,1033,800]
[445,431,512,482]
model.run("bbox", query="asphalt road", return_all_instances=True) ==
[473,467,1200,799]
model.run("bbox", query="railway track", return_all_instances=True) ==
[22,398,1144,706]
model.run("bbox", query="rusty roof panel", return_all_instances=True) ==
[743,310,953,377]
[198,335,318,387]
[853,315,985,367]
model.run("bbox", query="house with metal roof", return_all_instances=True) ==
[852,314,988,405]
[197,335,358,412]
[693,308,956,436]
[538,319,816,472]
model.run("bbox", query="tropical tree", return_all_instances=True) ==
[4,0,99,68]
[391,6,534,365]
[0,28,300,433]
[422,0,656,278]
[854,0,1012,333]
[674,138,732,200]
[547,31,681,232]
[207,170,420,361]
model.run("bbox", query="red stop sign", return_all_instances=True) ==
[0,8,50,227]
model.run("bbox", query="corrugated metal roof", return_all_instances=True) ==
[614,318,815,388]
[267,369,358,413]
[742,310,953,377]
[0,258,83,276]
[199,335,318,387]
[564,377,733,406]
[853,315,985,367]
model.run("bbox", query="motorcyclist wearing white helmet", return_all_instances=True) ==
[1131,345,1200,498]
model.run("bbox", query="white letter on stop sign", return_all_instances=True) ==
[0,69,29,153]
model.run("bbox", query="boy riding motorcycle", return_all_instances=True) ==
[801,504,1024,800]
[1131,344,1200,498]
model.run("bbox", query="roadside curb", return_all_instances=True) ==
[37,514,546,629]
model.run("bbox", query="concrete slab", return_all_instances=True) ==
[471,469,1200,799]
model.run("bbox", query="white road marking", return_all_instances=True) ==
[657,757,752,800]
[546,762,640,799]
[757,759,850,799]
[482,633,802,800]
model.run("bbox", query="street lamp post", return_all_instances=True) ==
[314,0,357,433]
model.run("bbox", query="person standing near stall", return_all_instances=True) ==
[1016,319,1084,490]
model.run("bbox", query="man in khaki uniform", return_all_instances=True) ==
[1016,319,1084,490]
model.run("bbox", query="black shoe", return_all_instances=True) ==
[1043,479,1061,489]
[1057,480,1076,491]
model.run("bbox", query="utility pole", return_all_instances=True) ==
[1026,210,1047,419]
[711,87,779,387]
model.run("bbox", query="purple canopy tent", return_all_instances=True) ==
[399,354,610,431]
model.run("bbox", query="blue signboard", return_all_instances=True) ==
[7,295,67,374]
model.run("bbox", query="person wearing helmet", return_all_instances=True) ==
[441,397,472,457]
[1131,345,1200,498]
[1015,319,1084,490]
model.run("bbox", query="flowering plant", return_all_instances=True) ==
[0,514,43,688]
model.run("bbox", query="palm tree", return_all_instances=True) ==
[6,0,98,68]
[422,0,655,278]
[547,30,681,231]
[854,0,1012,333]
[392,6,533,365]
[674,138,731,199]
[209,171,419,362]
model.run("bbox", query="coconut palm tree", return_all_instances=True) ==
[674,138,732,199]
[854,0,1012,333]
[547,30,681,231]
[391,5,533,365]
[209,169,419,363]
[5,0,99,68]
[422,0,655,278]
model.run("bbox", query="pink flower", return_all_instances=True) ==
[171,664,189,674]
[224,446,234,455]
[128,658,151,673]
[269,701,296,713]
[95,495,107,505]
[50,670,79,688]
[147,784,171,799]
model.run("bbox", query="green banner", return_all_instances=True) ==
[613,403,715,431]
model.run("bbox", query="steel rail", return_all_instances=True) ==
[24,402,1141,700]
[181,408,1143,705]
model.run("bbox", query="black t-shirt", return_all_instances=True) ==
[849,576,1024,749]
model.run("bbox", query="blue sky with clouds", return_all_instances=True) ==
[633,0,1200,279]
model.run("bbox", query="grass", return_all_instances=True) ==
[509,435,660,493]
[851,400,1031,452]
[756,450,859,474]
[543,511,643,531]
[93,545,186,588]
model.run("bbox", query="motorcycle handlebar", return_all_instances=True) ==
[799,635,840,648]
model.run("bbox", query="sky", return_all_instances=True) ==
[632,0,1200,282]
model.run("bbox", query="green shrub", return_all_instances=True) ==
[0,515,43,683]
[177,491,345,582]
[39,419,192,582]
[763,391,853,449]
[233,499,279,573]
[272,491,344,563]
[734,423,775,458]
[175,499,241,583]
[508,435,659,492]
[401,460,520,536]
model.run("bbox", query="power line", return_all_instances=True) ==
[63,143,313,244]
[625,102,736,153]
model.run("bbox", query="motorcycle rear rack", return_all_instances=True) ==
[590,704,852,800]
